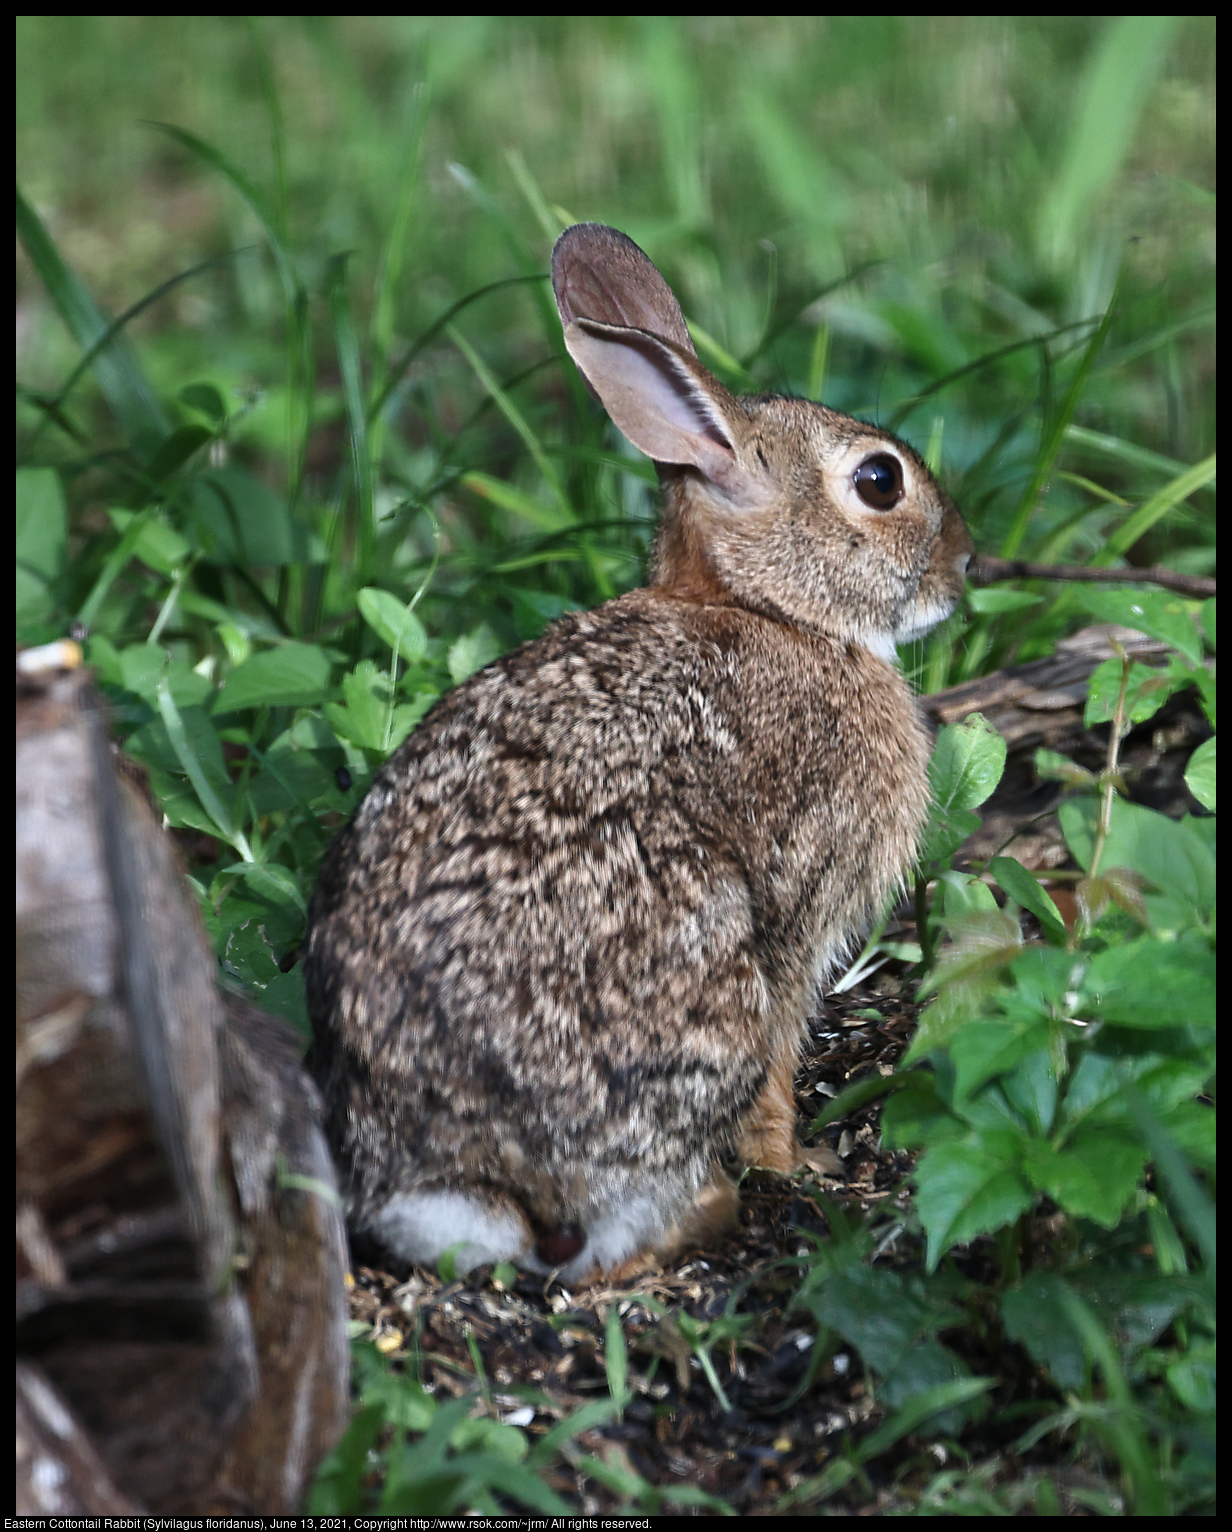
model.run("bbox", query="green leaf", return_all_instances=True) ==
[935,869,998,920]
[325,661,394,752]
[1002,1272,1086,1391]
[1080,935,1214,1030]
[146,422,212,482]
[1083,654,1194,728]
[16,466,67,621]
[462,469,574,532]
[229,860,308,917]
[1022,1129,1146,1227]
[189,467,320,566]
[215,642,333,713]
[967,587,1043,614]
[508,586,582,642]
[1184,737,1215,811]
[913,1132,1034,1269]
[106,508,193,576]
[178,381,228,424]
[1034,747,1097,789]
[989,857,1068,943]
[879,1071,963,1152]
[157,680,250,858]
[1059,797,1215,926]
[17,184,168,459]
[605,1306,630,1406]
[357,587,428,663]
[448,623,502,685]
[928,714,1007,813]
[1075,586,1203,666]
[1199,597,1215,649]
[950,1014,1051,1106]
[880,1338,982,1437]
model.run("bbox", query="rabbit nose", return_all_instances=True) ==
[536,1223,586,1266]
[953,550,971,576]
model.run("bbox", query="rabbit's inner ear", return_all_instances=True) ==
[565,319,758,496]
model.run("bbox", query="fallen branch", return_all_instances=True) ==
[970,554,1214,600]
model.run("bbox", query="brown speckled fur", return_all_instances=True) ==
[304,224,971,1280]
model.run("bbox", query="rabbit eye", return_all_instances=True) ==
[853,454,904,511]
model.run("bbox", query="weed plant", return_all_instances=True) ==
[16,17,1214,1514]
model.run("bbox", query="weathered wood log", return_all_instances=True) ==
[16,660,350,1514]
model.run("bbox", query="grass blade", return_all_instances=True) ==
[1040,17,1179,266]
[17,185,169,459]
[448,324,570,515]
[327,252,375,584]
[1097,453,1217,562]
[1000,283,1121,558]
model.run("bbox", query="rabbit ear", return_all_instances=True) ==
[552,223,696,357]
[562,318,748,492]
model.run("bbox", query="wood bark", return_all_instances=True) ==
[16,663,350,1514]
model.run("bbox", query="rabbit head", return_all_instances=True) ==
[553,224,972,661]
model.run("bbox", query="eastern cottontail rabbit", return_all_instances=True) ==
[304,224,972,1284]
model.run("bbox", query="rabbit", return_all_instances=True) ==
[303,223,972,1286]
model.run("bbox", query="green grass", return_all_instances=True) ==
[16,15,1215,1516]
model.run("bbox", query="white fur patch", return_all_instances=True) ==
[370,1191,530,1274]
[855,630,900,665]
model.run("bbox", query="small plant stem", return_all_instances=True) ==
[1088,645,1132,883]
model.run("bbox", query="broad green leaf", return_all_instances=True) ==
[806,1266,939,1376]
[357,586,428,662]
[966,587,1043,614]
[146,422,212,482]
[880,1338,981,1437]
[1076,586,1203,666]
[1083,654,1195,728]
[989,857,1068,943]
[950,1014,1051,1107]
[1060,797,1215,924]
[913,1131,1034,1269]
[16,466,67,620]
[919,804,981,867]
[189,467,323,566]
[325,661,397,752]
[448,623,502,685]
[1002,1272,1086,1391]
[1080,935,1214,1030]
[215,642,333,713]
[107,507,193,576]
[178,380,228,423]
[1001,1046,1059,1137]
[1184,737,1215,810]
[879,1072,963,1152]
[230,860,308,917]
[935,869,998,920]
[928,714,1007,813]
[1199,597,1215,649]
[1022,1129,1146,1227]
[1168,1346,1216,1413]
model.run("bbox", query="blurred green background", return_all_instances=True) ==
[16,15,1216,686]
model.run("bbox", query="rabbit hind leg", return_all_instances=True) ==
[735,1037,802,1173]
